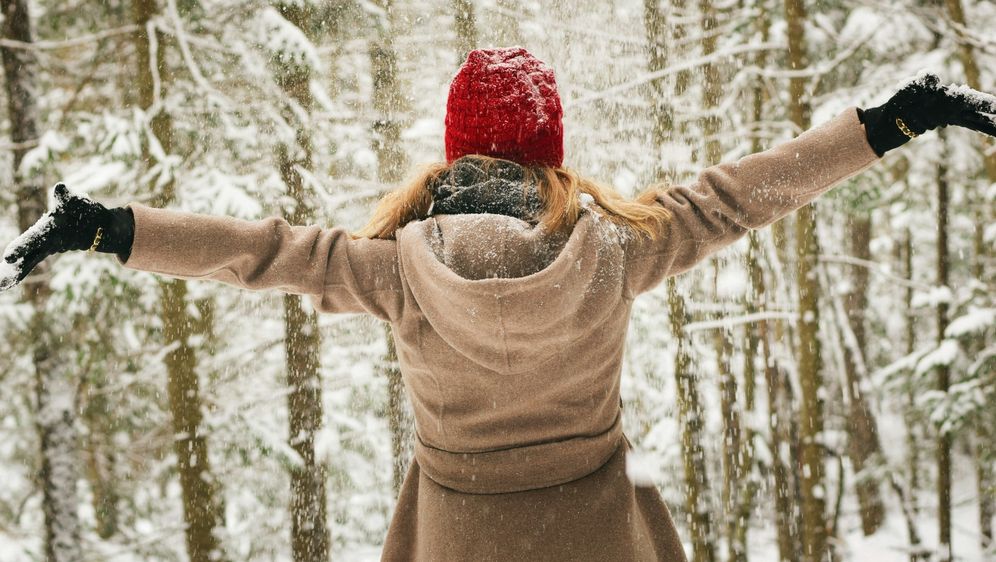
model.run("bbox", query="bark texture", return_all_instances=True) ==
[133,1,226,560]
[935,142,952,562]
[942,2,994,549]
[644,2,713,560]
[370,0,413,495]
[272,3,331,560]
[746,8,799,560]
[669,281,717,562]
[842,216,885,535]
[1,1,83,560]
[784,0,829,560]
[451,0,477,61]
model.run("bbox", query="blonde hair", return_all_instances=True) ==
[353,156,671,240]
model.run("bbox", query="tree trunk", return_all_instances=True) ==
[370,0,413,495]
[1,2,84,560]
[975,435,994,551]
[159,280,226,562]
[744,6,797,559]
[490,0,523,46]
[758,257,802,562]
[283,294,329,562]
[643,3,715,560]
[82,382,120,540]
[783,0,828,559]
[670,281,718,562]
[451,0,477,61]
[699,3,750,559]
[896,222,927,562]
[935,139,952,562]
[133,2,226,560]
[713,283,745,562]
[902,228,920,519]
[271,3,332,560]
[942,3,994,549]
[842,215,886,535]
[642,0,674,183]
[944,0,996,181]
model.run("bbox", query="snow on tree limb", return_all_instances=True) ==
[944,308,995,338]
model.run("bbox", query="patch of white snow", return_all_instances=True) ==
[910,285,953,308]
[0,257,22,291]
[944,308,995,338]
[625,450,662,488]
[258,7,322,71]
[915,340,960,375]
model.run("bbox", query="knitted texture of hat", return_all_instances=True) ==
[445,48,564,168]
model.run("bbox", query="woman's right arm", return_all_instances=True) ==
[2,186,405,322]
[120,203,405,321]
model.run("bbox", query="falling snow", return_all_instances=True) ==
[0,1,994,562]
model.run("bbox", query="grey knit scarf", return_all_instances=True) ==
[428,157,542,224]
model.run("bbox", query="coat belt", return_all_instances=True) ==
[414,413,624,494]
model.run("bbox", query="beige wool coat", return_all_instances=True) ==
[120,107,879,561]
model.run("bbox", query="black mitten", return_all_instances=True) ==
[859,72,996,156]
[1,183,134,291]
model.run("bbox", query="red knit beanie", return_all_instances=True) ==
[445,48,564,168]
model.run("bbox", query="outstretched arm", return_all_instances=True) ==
[121,203,405,320]
[2,186,405,321]
[624,73,996,297]
[624,107,879,296]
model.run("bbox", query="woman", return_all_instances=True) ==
[3,48,996,560]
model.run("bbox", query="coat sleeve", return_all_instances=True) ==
[623,106,880,297]
[119,204,405,322]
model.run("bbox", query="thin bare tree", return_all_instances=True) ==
[269,2,333,559]
[370,0,413,495]
[1,1,83,559]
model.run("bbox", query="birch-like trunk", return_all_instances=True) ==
[643,2,715,560]
[370,0,413,495]
[1,1,83,560]
[451,0,477,60]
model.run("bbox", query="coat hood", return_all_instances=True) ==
[396,206,628,375]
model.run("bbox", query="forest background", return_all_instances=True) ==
[0,0,993,561]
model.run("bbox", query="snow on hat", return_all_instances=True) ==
[445,47,564,168]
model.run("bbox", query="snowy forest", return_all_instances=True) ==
[0,0,994,561]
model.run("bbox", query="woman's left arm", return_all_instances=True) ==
[121,204,405,321]
[624,106,879,296]
[624,73,996,297]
